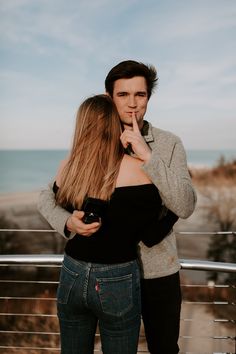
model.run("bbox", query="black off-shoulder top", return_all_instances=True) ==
[53,183,178,264]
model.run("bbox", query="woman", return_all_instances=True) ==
[53,94,178,354]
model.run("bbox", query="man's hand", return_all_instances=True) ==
[120,113,151,162]
[66,210,101,237]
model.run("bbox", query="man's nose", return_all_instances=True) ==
[128,96,137,107]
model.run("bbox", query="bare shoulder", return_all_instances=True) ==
[55,158,69,186]
[116,154,152,187]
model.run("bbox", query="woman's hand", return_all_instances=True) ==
[66,210,101,237]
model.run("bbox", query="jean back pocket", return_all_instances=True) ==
[97,273,133,316]
[57,264,78,304]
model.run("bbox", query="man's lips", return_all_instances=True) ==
[127,111,138,116]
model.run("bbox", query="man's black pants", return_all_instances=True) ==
[141,272,182,354]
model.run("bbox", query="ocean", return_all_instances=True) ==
[0,149,236,194]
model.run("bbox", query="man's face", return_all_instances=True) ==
[111,76,148,130]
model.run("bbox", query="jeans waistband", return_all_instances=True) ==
[64,253,138,272]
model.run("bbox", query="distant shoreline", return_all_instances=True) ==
[0,191,40,208]
[0,165,201,196]
[1,149,235,194]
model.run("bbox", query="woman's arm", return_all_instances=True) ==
[141,210,179,247]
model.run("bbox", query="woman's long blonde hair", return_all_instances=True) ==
[56,94,124,209]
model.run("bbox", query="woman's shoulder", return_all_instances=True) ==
[121,153,145,171]
[123,153,141,164]
[116,154,152,187]
[55,158,69,186]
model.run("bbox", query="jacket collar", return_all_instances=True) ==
[141,120,154,143]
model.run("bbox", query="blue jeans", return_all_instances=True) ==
[57,254,141,354]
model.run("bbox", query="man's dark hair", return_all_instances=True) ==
[105,60,158,99]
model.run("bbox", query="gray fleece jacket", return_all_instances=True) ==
[38,122,197,279]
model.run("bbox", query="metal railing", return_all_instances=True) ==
[0,229,235,354]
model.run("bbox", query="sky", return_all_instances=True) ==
[0,0,236,150]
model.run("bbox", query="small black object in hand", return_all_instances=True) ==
[82,197,108,224]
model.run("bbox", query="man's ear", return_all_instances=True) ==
[105,91,111,98]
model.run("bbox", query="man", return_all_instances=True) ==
[38,60,196,353]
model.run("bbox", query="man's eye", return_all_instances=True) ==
[137,93,147,97]
[117,93,127,97]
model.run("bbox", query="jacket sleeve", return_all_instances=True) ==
[141,210,179,247]
[37,182,74,239]
[142,136,197,219]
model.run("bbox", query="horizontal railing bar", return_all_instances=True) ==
[1,229,235,235]
[180,335,235,340]
[0,264,61,268]
[0,330,234,341]
[0,313,57,317]
[0,348,149,354]
[0,350,152,354]
[0,277,233,290]
[0,331,145,341]
[0,280,233,289]
[0,299,234,306]
[0,332,108,342]
[0,351,152,354]
[0,346,60,350]
[177,231,236,235]
[0,349,120,353]
[179,352,235,354]
[1,306,235,318]
[0,320,236,328]
[0,296,56,300]
[179,258,236,272]
[0,254,63,264]
[7,313,229,321]
[0,255,235,273]
[181,319,236,323]
[0,349,110,353]
[0,280,58,284]
[2,281,233,292]
[3,283,233,293]
[183,301,234,305]
[0,229,57,233]
[1,297,235,307]
[181,284,232,288]
[0,330,60,335]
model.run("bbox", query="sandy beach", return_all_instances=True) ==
[0,190,40,209]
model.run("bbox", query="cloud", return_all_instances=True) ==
[145,50,236,149]
[0,0,138,53]
[130,1,236,42]
[0,0,235,149]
